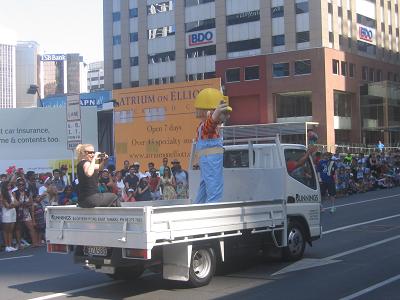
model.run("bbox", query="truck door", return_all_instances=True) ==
[284,148,321,237]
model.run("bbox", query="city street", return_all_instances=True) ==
[1,187,399,300]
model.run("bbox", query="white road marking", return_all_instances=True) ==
[323,213,400,235]
[339,274,400,300]
[324,234,400,260]
[0,255,33,261]
[324,193,400,210]
[273,234,400,276]
[26,281,121,300]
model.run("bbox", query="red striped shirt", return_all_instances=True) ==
[196,115,220,141]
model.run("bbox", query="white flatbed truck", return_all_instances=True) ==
[46,124,322,287]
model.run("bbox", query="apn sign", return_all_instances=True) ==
[41,54,66,61]
[186,29,216,48]
[357,24,376,45]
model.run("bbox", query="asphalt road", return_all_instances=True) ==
[1,187,400,300]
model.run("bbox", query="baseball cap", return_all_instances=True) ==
[134,162,140,166]
[171,159,180,164]
[128,188,134,192]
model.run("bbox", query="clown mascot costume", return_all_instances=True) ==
[193,88,232,204]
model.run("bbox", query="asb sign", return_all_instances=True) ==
[357,24,376,45]
[41,54,66,61]
[186,28,216,49]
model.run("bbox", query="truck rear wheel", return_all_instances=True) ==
[107,265,144,280]
[188,247,216,287]
[282,220,306,261]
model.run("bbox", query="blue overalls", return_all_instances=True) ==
[194,123,224,204]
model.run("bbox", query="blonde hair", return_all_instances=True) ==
[76,144,93,161]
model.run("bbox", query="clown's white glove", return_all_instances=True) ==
[212,102,231,123]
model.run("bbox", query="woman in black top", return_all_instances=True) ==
[76,144,119,208]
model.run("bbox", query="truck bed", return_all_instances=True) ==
[46,199,286,254]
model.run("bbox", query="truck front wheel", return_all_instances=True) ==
[282,220,306,261]
[107,265,144,280]
[188,247,216,287]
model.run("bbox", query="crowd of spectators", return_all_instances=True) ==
[1,148,399,252]
[314,149,400,198]
[0,158,189,252]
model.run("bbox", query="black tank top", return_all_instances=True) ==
[77,160,98,199]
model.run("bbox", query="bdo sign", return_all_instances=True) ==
[188,30,215,47]
[357,24,376,45]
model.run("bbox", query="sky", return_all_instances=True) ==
[0,0,103,64]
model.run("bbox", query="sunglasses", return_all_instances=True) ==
[85,150,95,154]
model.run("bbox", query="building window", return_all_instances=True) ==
[185,18,215,32]
[295,1,309,14]
[244,66,259,80]
[296,31,310,43]
[112,35,121,45]
[294,60,311,75]
[376,69,382,81]
[328,2,333,13]
[226,10,260,26]
[130,56,139,66]
[148,25,175,39]
[169,76,175,82]
[356,14,376,28]
[272,34,285,46]
[332,59,339,74]
[148,51,176,63]
[338,6,343,17]
[113,59,121,69]
[227,38,260,52]
[129,8,138,18]
[341,61,347,76]
[339,35,344,48]
[226,68,241,82]
[271,6,284,18]
[273,63,290,77]
[349,63,355,77]
[185,0,214,7]
[334,92,352,117]
[113,83,122,89]
[329,32,334,43]
[112,12,120,22]
[204,71,216,79]
[131,81,139,87]
[130,32,138,42]
[186,45,216,58]
[368,68,374,81]
[276,93,312,117]
[147,1,174,15]
[388,71,392,81]
[362,66,368,80]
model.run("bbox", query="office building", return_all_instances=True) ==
[103,0,400,146]
[16,41,41,108]
[87,61,105,92]
[41,53,88,98]
[0,26,16,108]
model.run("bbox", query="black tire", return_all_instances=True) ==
[188,247,216,287]
[107,265,144,280]
[282,220,306,261]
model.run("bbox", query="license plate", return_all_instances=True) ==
[84,246,108,257]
